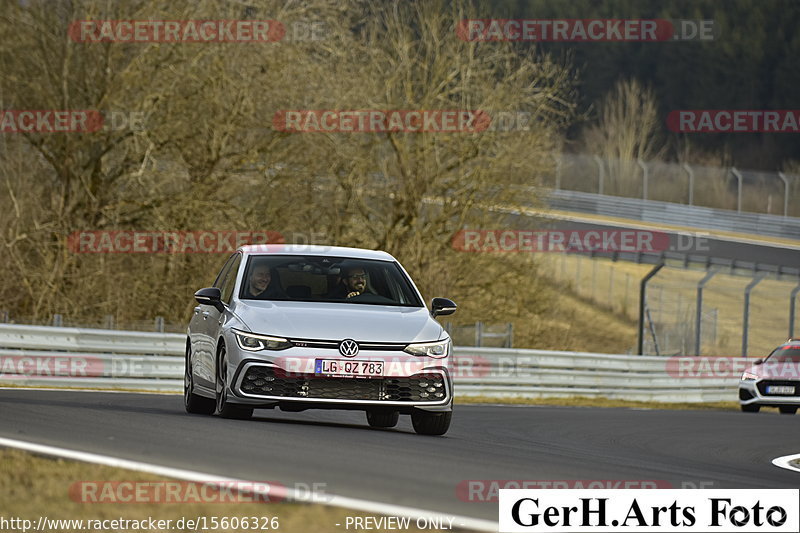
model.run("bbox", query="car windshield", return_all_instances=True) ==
[766,346,800,363]
[238,255,423,307]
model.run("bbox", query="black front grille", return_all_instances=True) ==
[757,380,800,396]
[239,366,446,402]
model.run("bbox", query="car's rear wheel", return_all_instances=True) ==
[366,410,399,428]
[215,343,253,420]
[779,406,797,415]
[740,403,760,413]
[411,411,451,435]
[185,343,215,415]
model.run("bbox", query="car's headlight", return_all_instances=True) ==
[741,371,759,381]
[233,329,291,351]
[404,340,450,359]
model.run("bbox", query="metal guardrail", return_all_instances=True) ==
[0,324,741,402]
[547,189,800,241]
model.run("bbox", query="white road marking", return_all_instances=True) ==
[772,453,800,474]
[0,437,497,532]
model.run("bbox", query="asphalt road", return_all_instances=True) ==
[1,390,798,524]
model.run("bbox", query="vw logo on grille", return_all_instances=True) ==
[339,339,359,357]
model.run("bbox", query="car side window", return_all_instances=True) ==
[220,253,242,304]
[213,254,236,289]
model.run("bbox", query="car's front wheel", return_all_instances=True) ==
[215,343,253,420]
[185,343,215,415]
[366,410,399,428]
[779,406,797,415]
[411,410,451,435]
[740,403,760,413]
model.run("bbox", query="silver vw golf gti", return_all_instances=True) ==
[185,245,457,435]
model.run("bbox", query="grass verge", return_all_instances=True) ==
[0,449,463,533]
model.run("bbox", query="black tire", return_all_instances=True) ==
[215,343,253,420]
[779,406,797,415]
[740,403,760,413]
[366,410,399,428]
[184,342,215,415]
[411,411,452,436]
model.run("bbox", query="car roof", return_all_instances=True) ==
[238,244,397,262]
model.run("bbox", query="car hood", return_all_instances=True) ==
[232,300,444,343]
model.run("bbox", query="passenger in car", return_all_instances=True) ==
[242,264,286,299]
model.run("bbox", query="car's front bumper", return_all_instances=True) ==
[223,338,454,412]
[739,378,800,406]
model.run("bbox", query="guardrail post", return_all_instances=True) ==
[789,283,800,338]
[777,172,790,217]
[104,315,115,329]
[52,314,63,327]
[475,321,483,347]
[731,167,743,213]
[638,263,664,355]
[682,162,694,206]
[506,323,514,348]
[593,155,604,195]
[694,269,717,356]
[637,158,649,200]
[742,272,767,358]
[154,316,165,333]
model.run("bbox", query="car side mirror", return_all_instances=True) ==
[195,287,224,313]
[754,359,763,365]
[431,297,457,318]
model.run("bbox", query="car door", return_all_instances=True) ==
[190,253,237,388]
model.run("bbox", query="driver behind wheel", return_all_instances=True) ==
[328,265,373,299]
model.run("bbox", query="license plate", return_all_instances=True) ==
[767,385,795,395]
[314,359,384,378]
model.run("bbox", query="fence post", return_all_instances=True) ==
[553,152,562,190]
[777,172,790,217]
[0,310,8,323]
[506,323,514,348]
[731,167,743,213]
[695,270,717,356]
[625,273,631,318]
[475,321,483,347]
[637,158,649,200]
[154,316,165,333]
[638,263,664,355]
[594,155,605,195]
[683,162,694,206]
[742,272,766,358]
[790,283,800,338]
[52,314,63,327]
[608,265,614,311]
